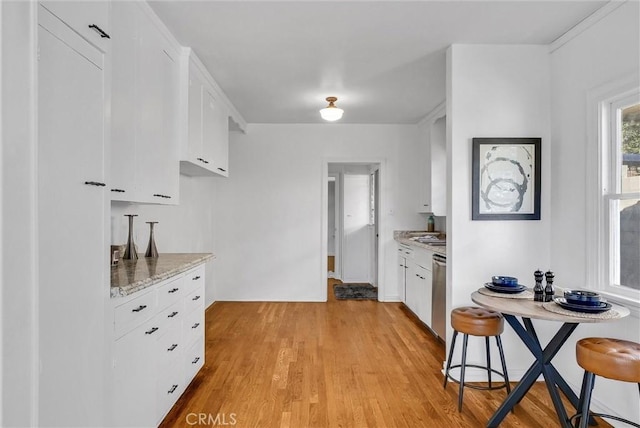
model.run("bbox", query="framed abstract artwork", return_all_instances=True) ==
[472,137,541,220]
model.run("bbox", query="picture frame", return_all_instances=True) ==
[472,137,541,220]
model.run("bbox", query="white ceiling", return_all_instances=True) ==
[149,0,608,124]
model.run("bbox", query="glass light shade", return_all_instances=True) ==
[319,106,344,121]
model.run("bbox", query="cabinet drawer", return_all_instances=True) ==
[184,338,204,386]
[398,244,413,258]
[157,323,182,368]
[184,308,204,347]
[183,265,205,293]
[114,289,157,338]
[156,360,184,424]
[185,286,204,314]
[158,275,185,311]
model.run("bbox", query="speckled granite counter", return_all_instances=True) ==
[394,230,447,255]
[111,253,214,297]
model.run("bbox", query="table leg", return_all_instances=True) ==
[486,316,580,428]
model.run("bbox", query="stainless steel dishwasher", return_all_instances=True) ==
[432,253,446,341]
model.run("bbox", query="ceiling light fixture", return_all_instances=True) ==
[319,96,344,121]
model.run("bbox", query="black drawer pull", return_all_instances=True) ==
[88,24,110,39]
[84,181,105,187]
[132,305,147,313]
[167,384,178,394]
[167,344,178,352]
[110,188,125,193]
[192,357,200,364]
[217,167,226,172]
[168,288,179,293]
[192,276,201,281]
[192,295,201,301]
[167,311,178,318]
[145,327,159,335]
[191,323,200,329]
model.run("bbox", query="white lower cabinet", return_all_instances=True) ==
[112,265,206,427]
[399,245,434,330]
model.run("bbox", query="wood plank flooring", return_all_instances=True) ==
[159,280,604,428]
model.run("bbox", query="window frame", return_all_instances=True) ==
[586,77,640,311]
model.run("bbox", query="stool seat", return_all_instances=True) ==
[451,306,504,337]
[576,338,640,383]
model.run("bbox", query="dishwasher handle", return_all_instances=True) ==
[432,254,446,265]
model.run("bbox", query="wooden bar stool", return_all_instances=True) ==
[443,306,511,412]
[572,337,640,428]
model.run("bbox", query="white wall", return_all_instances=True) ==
[213,124,423,302]
[111,174,219,307]
[1,2,38,426]
[447,44,552,376]
[549,1,640,421]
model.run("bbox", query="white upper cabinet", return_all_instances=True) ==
[418,111,447,216]
[111,2,179,204]
[179,49,230,177]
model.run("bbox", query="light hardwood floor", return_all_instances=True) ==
[159,279,605,427]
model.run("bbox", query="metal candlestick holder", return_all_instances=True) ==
[145,222,159,258]
[123,214,138,260]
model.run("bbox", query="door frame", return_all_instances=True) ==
[321,158,386,301]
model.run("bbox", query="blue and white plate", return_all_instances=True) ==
[554,297,612,313]
[484,283,527,294]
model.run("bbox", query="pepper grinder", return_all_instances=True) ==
[123,214,138,260]
[533,269,545,302]
[544,270,555,302]
[145,221,159,258]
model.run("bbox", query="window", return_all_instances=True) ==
[600,91,640,298]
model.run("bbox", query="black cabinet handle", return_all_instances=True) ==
[192,357,200,364]
[192,295,201,301]
[88,24,110,39]
[167,384,178,394]
[167,344,178,352]
[145,327,159,335]
[168,288,179,293]
[217,167,226,172]
[132,305,147,313]
[191,323,200,329]
[110,188,125,193]
[153,194,172,199]
[167,311,178,318]
[192,276,201,281]
[84,181,106,187]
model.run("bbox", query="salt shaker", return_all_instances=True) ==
[533,270,544,302]
[544,271,555,302]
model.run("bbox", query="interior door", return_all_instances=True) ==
[342,174,371,282]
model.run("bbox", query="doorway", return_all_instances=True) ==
[324,162,382,299]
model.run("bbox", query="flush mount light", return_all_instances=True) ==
[319,96,344,121]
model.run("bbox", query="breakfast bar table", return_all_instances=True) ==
[471,289,630,428]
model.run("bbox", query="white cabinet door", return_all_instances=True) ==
[110,1,138,199]
[418,115,447,215]
[179,51,230,177]
[113,317,162,428]
[37,5,107,425]
[110,3,179,205]
[398,253,408,303]
[203,89,229,176]
[40,0,110,52]
[415,264,433,327]
[136,14,179,203]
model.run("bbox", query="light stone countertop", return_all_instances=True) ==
[111,253,215,298]
[394,230,447,255]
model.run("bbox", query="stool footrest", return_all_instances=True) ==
[444,364,509,391]
[569,412,640,428]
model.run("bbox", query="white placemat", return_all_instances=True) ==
[542,301,622,320]
[477,287,534,299]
